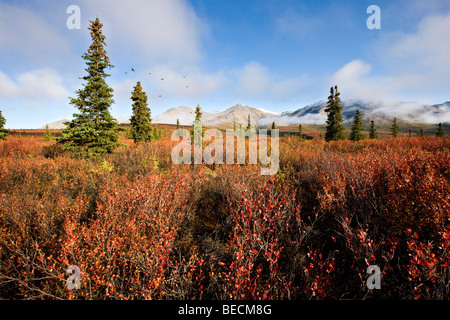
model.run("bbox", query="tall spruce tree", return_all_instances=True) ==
[349,110,364,141]
[369,120,377,139]
[247,114,252,130]
[391,117,399,137]
[325,85,346,142]
[130,81,154,143]
[436,123,444,137]
[58,17,122,157]
[0,110,10,140]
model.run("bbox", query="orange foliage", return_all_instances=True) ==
[0,135,449,299]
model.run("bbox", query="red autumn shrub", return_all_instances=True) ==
[221,177,304,299]
[0,135,449,299]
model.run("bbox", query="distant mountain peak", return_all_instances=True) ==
[39,99,450,129]
[39,119,69,129]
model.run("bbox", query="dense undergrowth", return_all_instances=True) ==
[0,135,449,299]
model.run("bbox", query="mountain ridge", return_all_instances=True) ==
[40,100,450,129]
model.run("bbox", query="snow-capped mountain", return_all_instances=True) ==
[154,104,277,127]
[38,119,69,129]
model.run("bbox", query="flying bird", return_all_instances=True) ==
[131,68,135,72]
[161,78,164,80]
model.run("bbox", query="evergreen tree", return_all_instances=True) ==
[247,114,252,130]
[436,123,444,137]
[58,17,123,157]
[190,104,204,146]
[418,128,424,137]
[298,123,304,140]
[271,122,276,130]
[408,130,412,138]
[176,119,180,130]
[390,117,399,137]
[195,104,202,122]
[44,124,53,141]
[129,81,154,143]
[369,120,377,139]
[325,85,346,142]
[349,110,364,141]
[155,128,162,139]
[0,110,10,140]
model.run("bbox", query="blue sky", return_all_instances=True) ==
[0,0,450,128]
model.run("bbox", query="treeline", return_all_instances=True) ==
[0,17,447,156]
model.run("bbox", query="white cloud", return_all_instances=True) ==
[80,0,208,66]
[372,13,450,99]
[330,13,450,104]
[232,61,313,103]
[235,62,271,97]
[330,60,397,102]
[0,72,19,97]
[387,14,450,73]
[0,69,69,100]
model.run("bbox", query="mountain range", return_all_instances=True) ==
[41,100,450,129]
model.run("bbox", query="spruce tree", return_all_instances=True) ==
[44,124,53,141]
[349,110,364,141]
[390,117,399,137]
[271,122,276,130]
[247,114,252,130]
[190,104,204,146]
[325,85,346,142]
[436,123,444,137]
[130,81,154,143]
[369,120,377,139]
[176,119,180,130]
[298,123,304,140]
[195,104,202,122]
[58,17,122,157]
[418,128,424,137]
[0,110,10,140]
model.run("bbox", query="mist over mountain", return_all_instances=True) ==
[41,100,450,129]
[258,100,450,127]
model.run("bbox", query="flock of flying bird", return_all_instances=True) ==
[124,67,189,98]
